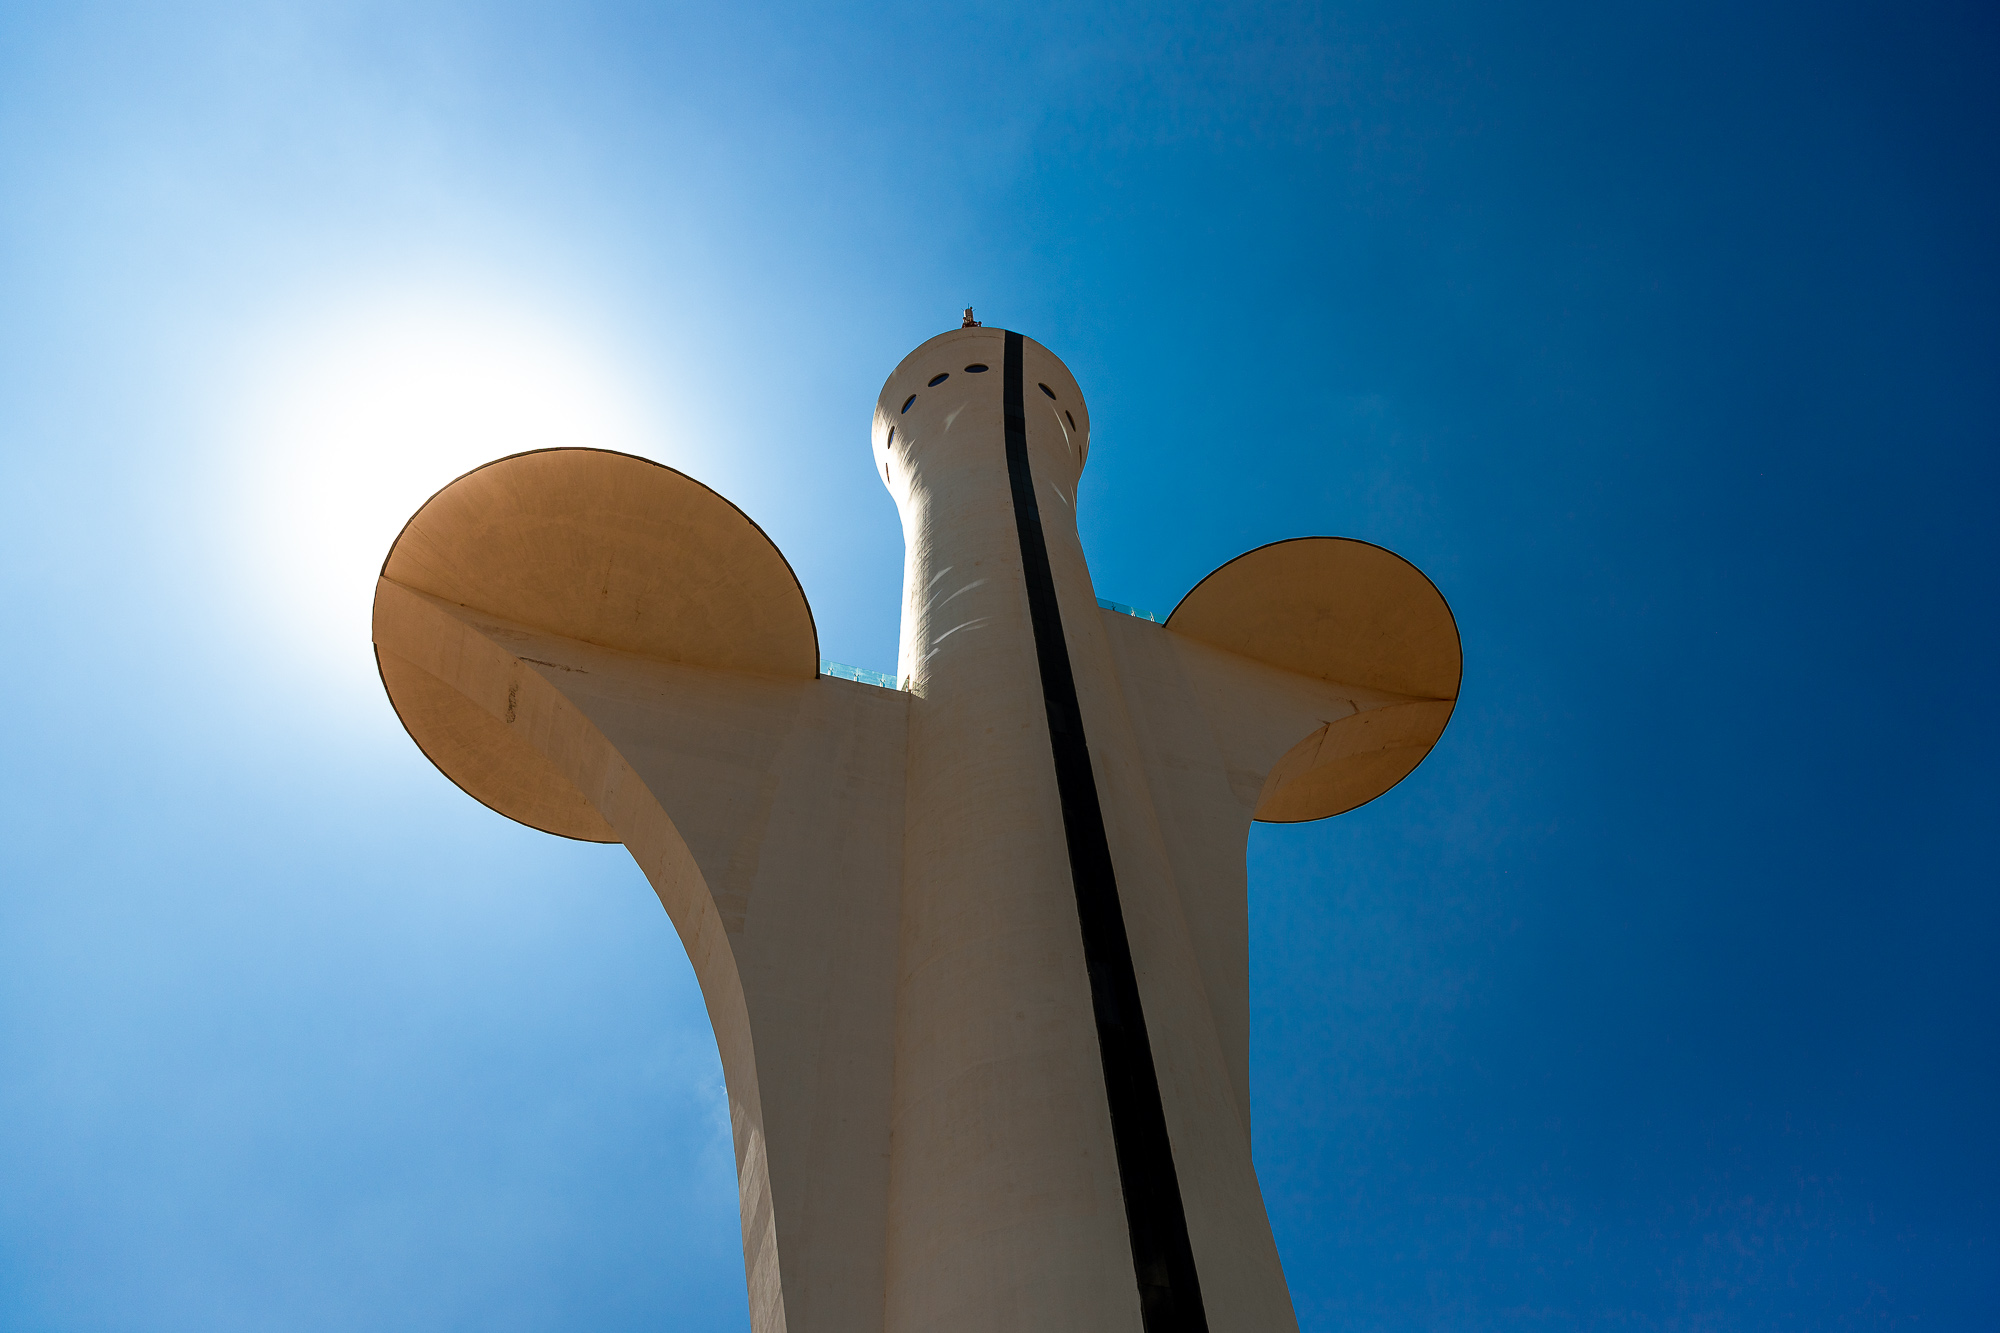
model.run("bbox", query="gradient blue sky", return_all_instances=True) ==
[2,2,1995,1329]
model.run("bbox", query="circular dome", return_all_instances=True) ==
[1169,536,1460,820]
[374,447,818,840]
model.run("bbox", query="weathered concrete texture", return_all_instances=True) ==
[370,326,1460,1333]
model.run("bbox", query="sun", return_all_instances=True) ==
[232,288,661,696]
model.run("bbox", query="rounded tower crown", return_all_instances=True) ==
[871,326,1092,500]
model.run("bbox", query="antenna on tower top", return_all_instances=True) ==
[962,307,981,328]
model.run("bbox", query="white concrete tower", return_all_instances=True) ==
[879,326,1281,1330]
[368,322,1462,1333]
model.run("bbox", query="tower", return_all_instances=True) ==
[370,324,1460,1332]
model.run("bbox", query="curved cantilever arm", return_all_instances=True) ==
[1166,536,1461,823]
[374,446,822,840]
[1097,537,1458,1130]
[369,448,909,1333]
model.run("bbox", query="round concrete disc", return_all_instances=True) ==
[375,448,819,842]
[1167,536,1460,821]
[375,646,621,842]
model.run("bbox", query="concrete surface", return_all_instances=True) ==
[369,325,1460,1333]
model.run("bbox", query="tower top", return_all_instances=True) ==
[961,307,980,328]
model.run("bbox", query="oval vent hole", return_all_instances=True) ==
[964,363,989,373]
[901,394,917,413]
[1065,410,1077,430]
[886,426,896,448]
[1039,382,1057,399]
[928,373,949,387]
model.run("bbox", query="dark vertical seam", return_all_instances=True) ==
[1001,330,1210,1331]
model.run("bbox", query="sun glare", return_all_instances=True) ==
[235,291,660,693]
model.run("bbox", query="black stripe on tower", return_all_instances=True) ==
[999,330,1210,1332]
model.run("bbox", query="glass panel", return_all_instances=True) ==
[820,660,900,690]
[1095,597,1163,623]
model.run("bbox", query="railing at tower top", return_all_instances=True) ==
[820,661,898,689]
[1096,597,1163,623]
[820,598,1164,693]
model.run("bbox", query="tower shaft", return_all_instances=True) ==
[879,328,1294,1332]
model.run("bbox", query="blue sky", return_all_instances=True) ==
[1,1,1994,1328]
